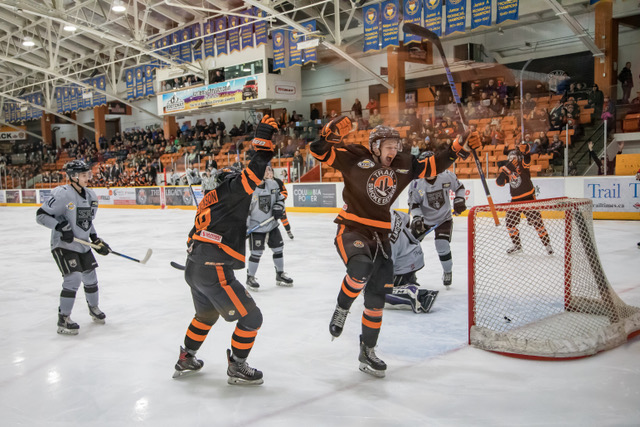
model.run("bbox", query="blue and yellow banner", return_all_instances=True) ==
[381,0,400,49]
[496,0,518,24]
[162,35,172,67]
[590,0,601,4]
[145,65,155,96]
[446,0,466,35]
[363,4,380,52]
[302,20,317,63]
[254,7,267,46]
[125,69,134,99]
[55,88,62,113]
[62,87,70,113]
[215,17,227,56]
[289,27,302,67]
[241,9,254,49]
[135,66,145,98]
[180,28,191,63]
[424,0,443,37]
[192,23,202,61]
[204,20,215,58]
[171,31,180,61]
[94,75,107,107]
[272,29,286,70]
[70,85,78,112]
[471,0,491,29]
[403,0,423,44]
[229,16,240,53]
[82,80,92,110]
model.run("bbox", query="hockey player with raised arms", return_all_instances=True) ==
[408,164,466,288]
[246,165,294,290]
[310,117,480,377]
[172,115,278,385]
[36,160,110,335]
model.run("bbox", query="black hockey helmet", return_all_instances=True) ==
[368,125,402,155]
[63,159,91,177]
[214,166,241,185]
[507,149,522,163]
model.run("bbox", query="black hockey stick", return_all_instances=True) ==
[170,261,186,270]
[403,23,500,226]
[74,238,153,264]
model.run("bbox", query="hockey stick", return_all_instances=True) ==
[403,23,500,226]
[170,261,186,270]
[74,238,153,264]
[246,216,276,237]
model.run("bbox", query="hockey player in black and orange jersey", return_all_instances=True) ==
[496,144,553,255]
[273,175,294,239]
[172,115,279,385]
[310,117,480,378]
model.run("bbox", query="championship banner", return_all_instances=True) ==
[288,27,302,67]
[363,4,380,52]
[302,20,317,63]
[471,0,492,29]
[70,85,78,112]
[82,80,93,110]
[55,87,62,113]
[496,0,518,24]
[145,65,155,97]
[204,20,215,58]
[135,66,145,99]
[180,27,192,63]
[24,95,32,120]
[162,35,172,67]
[425,0,443,37]
[159,76,260,114]
[403,0,423,44]
[215,17,228,56]
[253,7,267,46]
[445,0,467,35]
[228,16,240,53]
[240,9,254,50]
[94,76,107,107]
[381,0,400,49]
[62,87,70,113]
[192,23,202,61]
[125,69,134,100]
[272,29,286,71]
[171,31,181,62]
[35,93,43,118]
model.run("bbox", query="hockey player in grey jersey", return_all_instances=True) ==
[36,160,110,335]
[408,164,466,288]
[386,210,439,313]
[246,166,293,291]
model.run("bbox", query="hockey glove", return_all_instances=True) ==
[453,197,467,215]
[252,115,278,151]
[55,221,74,244]
[90,234,111,256]
[272,203,285,220]
[320,116,352,143]
[466,131,482,151]
[410,216,426,237]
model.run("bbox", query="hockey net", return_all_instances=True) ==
[468,197,640,359]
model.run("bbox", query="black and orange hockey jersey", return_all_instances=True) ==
[188,150,274,269]
[310,138,468,233]
[496,145,535,201]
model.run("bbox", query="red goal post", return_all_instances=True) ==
[468,197,640,360]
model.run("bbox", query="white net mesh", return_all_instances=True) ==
[469,198,640,359]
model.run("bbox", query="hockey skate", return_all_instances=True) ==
[88,305,106,324]
[246,275,260,292]
[275,271,294,287]
[286,230,294,239]
[57,313,80,335]
[226,349,263,385]
[418,290,439,313]
[329,304,349,339]
[358,340,387,378]
[442,271,452,288]
[506,244,522,255]
[545,244,554,255]
[172,346,204,379]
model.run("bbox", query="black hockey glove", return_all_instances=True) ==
[55,221,74,243]
[453,197,467,215]
[272,203,285,220]
[90,234,111,256]
[410,216,426,237]
[320,116,352,143]
[252,115,278,151]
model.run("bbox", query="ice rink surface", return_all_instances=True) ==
[0,206,639,426]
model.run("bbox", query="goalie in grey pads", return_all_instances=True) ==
[246,165,293,291]
[386,210,438,313]
[408,163,466,288]
[36,160,110,335]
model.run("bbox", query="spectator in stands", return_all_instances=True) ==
[601,96,616,130]
[568,160,578,176]
[368,109,382,128]
[216,117,226,143]
[173,77,183,89]
[205,156,218,171]
[282,139,296,158]
[351,98,363,118]
[489,97,504,117]
[212,69,224,83]
[588,140,623,175]
[481,124,493,146]
[292,149,304,181]
[547,134,564,162]
[566,113,583,140]
[484,79,497,97]
[366,98,378,115]
[522,93,536,114]
[549,100,567,130]
[618,62,633,104]
[310,105,320,121]
[536,131,549,153]
[229,124,241,137]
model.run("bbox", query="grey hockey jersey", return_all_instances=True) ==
[247,179,284,233]
[408,170,465,225]
[390,210,424,275]
[36,184,98,252]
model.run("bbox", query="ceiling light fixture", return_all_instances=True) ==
[63,24,77,32]
[112,0,127,13]
[22,36,35,47]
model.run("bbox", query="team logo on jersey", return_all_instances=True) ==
[509,175,522,189]
[76,207,92,231]
[67,202,75,210]
[353,240,364,248]
[259,195,272,214]
[357,159,375,169]
[367,169,397,205]
[396,169,409,174]
[69,259,77,268]
[426,189,446,210]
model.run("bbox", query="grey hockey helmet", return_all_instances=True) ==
[63,159,91,177]
[507,149,522,163]
[368,125,402,154]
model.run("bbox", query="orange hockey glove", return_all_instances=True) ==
[252,115,278,151]
[320,115,352,143]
